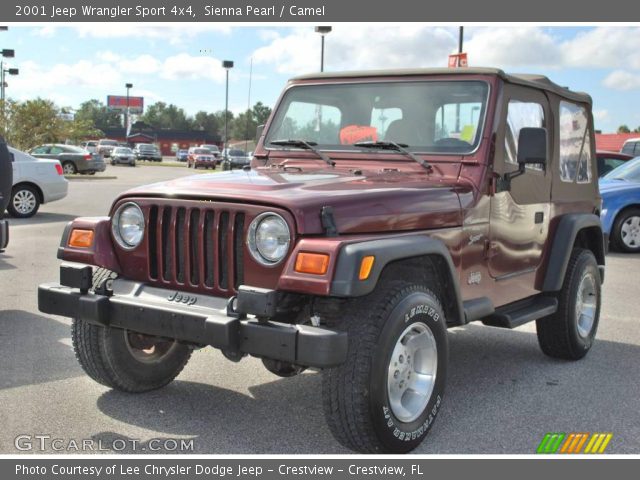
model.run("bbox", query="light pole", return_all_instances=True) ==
[455,26,464,133]
[314,26,332,72]
[1,49,15,103]
[222,60,233,158]
[125,82,133,137]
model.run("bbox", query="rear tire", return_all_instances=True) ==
[322,280,448,453]
[71,268,192,392]
[62,161,77,175]
[536,249,601,360]
[7,185,40,218]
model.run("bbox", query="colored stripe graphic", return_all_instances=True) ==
[537,433,565,453]
[539,433,613,454]
[585,433,613,454]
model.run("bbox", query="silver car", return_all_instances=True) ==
[110,147,136,167]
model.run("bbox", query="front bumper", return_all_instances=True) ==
[0,219,8,250]
[38,267,347,369]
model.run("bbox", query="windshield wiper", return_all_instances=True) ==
[269,139,335,167]
[353,141,432,171]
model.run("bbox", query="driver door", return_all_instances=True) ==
[488,86,552,288]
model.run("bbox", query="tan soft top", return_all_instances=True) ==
[290,67,591,104]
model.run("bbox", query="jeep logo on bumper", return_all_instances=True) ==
[167,291,198,305]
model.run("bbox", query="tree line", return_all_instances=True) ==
[617,125,640,134]
[0,98,272,151]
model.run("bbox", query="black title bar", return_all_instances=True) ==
[3,0,640,22]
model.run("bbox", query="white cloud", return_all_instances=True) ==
[252,26,457,74]
[593,109,610,122]
[160,53,227,82]
[70,25,231,45]
[603,70,640,91]
[12,59,121,95]
[252,26,640,82]
[33,26,57,38]
[563,28,640,70]
[465,27,563,68]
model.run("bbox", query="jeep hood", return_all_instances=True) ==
[119,168,466,234]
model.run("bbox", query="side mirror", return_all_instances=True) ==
[500,127,548,190]
[517,127,547,168]
[255,124,264,144]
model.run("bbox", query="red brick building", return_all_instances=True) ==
[595,133,640,152]
[98,124,221,156]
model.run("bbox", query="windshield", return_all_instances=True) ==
[100,140,118,146]
[194,149,210,154]
[604,157,640,182]
[114,148,133,154]
[265,80,489,154]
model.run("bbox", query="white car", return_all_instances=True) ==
[7,147,68,218]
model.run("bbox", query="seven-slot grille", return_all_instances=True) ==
[147,205,245,292]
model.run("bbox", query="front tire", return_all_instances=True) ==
[322,281,448,453]
[536,248,601,360]
[611,207,640,253]
[71,268,192,392]
[7,185,40,218]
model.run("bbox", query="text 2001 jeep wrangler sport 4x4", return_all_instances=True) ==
[39,68,605,453]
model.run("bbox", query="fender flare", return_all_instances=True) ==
[329,235,464,324]
[542,213,605,292]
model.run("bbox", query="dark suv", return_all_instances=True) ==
[0,136,11,251]
[39,68,605,454]
[134,143,162,162]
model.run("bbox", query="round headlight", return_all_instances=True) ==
[248,213,291,265]
[112,202,145,249]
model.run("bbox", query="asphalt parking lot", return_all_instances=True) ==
[1,164,639,454]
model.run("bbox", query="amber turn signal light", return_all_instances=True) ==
[68,229,94,248]
[359,255,375,280]
[295,252,330,275]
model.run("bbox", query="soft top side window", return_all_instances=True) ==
[505,101,545,170]
[559,101,593,184]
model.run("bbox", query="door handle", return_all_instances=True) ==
[535,212,544,224]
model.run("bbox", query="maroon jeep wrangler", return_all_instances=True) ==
[39,68,605,453]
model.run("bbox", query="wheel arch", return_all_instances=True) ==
[330,235,464,326]
[13,181,44,204]
[542,213,605,291]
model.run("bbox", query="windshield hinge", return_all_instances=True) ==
[321,206,339,237]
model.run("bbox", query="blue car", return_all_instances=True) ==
[600,157,640,253]
[175,149,189,162]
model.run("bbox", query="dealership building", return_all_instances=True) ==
[98,123,221,156]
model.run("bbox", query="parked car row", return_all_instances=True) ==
[30,144,105,175]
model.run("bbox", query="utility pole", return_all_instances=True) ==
[315,26,332,72]
[125,82,133,138]
[222,60,234,158]
[455,26,464,133]
[245,58,253,153]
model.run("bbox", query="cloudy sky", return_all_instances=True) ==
[3,25,640,132]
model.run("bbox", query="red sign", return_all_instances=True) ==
[448,53,468,68]
[339,125,379,144]
[107,95,144,113]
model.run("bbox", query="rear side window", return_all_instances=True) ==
[49,146,64,155]
[621,142,637,155]
[559,101,593,184]
[504,101,545,170]
[31,146,49,155]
